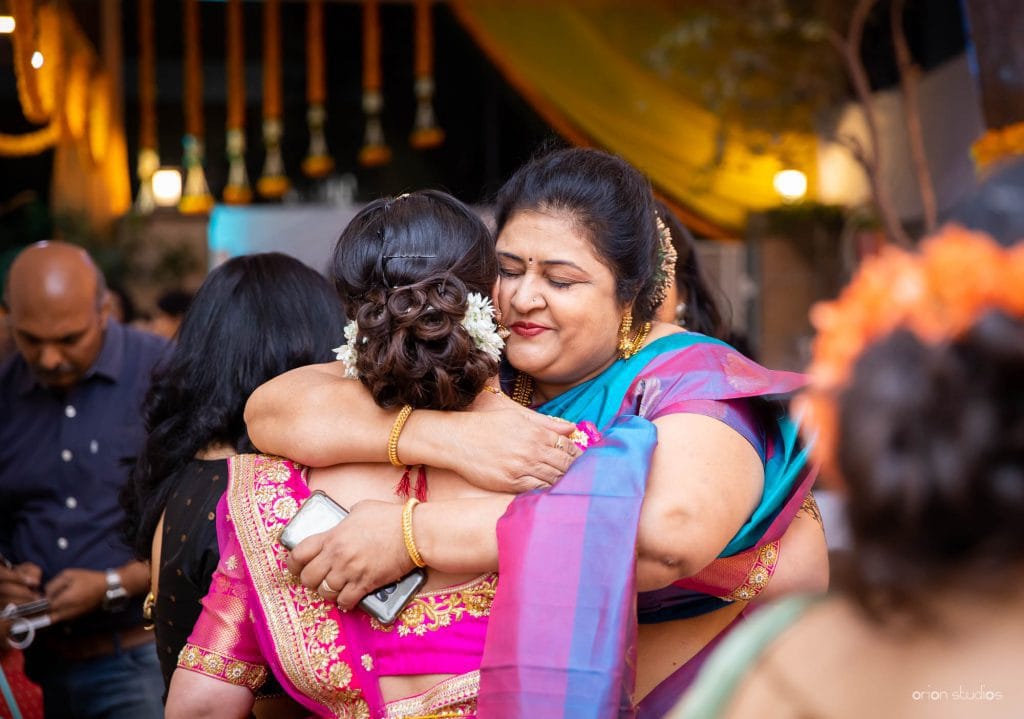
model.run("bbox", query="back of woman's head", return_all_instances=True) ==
[331,190,499,410]
[838,312,1024,607]
[655,200,729,338]
[125,252,346,557]
[494,148,662,322]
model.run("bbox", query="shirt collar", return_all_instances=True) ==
[86,319,125,383]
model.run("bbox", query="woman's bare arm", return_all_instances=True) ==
[754,498,829,602]
[244,362,578,491]
[636,414,765,591]
[165,669,254,719]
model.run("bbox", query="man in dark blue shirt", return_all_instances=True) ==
[0,242,168,719]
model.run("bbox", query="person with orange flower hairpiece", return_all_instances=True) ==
[670,224,1024,719]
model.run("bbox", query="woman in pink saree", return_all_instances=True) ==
[165,191,590,718]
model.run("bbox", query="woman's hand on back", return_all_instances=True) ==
[404,390,581,493]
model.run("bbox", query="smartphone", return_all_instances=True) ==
[279,490,426,625]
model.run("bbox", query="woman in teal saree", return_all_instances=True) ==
[246,149,826,717]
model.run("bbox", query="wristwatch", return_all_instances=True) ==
[102,568,129,612]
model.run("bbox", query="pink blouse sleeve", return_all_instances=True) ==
[177,495,268,692]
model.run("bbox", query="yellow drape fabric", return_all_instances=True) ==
[4,0,129,232]
[452,2,818,235]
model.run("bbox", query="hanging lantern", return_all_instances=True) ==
[410,0,443,150]
[302,0,334,178]
[258,0,289,199]
[179,0,213,214]
[223,0,251,204]
[358,0,391,167]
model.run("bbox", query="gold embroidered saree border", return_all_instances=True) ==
[369,573,497,638]
[725,539,781,601]
[385,670,479,718]
[177,643,268,691]
[227,454,371,719]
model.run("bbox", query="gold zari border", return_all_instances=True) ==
[725,539,781,601]
[385,670,479,718]
[228,454,371,719]
[177,642,268,691]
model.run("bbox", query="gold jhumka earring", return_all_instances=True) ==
[618,310,651,360]
[494,306,511,340]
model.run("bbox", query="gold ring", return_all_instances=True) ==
[319,578,340,595]
[555,436,566,452]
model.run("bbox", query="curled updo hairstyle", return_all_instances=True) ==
[494,148,661,322]
[331,190,499,410]
[837,311,1024,613]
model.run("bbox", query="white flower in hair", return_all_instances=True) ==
[462,292,504,361]
[333,293,504,378]
[333,320,362,379]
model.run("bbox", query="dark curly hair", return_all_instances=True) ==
[837,311,1024,613]
[330,190,499,411]
[493,148,662,321]
[122,253,346,559]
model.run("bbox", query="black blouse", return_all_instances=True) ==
[156,457,285,702]
[155,458,226,690]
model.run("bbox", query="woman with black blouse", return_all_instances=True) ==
[121,253,346,711]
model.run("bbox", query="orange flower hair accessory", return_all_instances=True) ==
[794,224,1024,477]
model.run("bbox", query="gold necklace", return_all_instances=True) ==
[511,372,534,406]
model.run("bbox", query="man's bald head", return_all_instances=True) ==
[4,241,106,312]
[4,241,111,390]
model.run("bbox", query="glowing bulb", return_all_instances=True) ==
[773,169,807,202]
[30,51,44,69]
[152,168,183,207]
[0,16,16,34]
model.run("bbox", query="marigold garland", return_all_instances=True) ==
[359,0,391,167]
[409,0,444,150]
[135,0,159,213]
[223,0,251,205]
[181,0,213,214]
[258,0,289,198]
[302,0,334,179]
[793,224,1024,479]
[971,121,1024,172]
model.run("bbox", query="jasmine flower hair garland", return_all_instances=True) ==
[333,292,504,379]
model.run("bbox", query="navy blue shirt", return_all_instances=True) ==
[0,320,168,635]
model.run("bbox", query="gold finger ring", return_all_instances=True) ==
[555,437,566,452]
[319,578,340,595]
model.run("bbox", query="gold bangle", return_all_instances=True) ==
[402,497,426,568]
[388,404,413,468]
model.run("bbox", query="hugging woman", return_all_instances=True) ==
[244,149,828,718]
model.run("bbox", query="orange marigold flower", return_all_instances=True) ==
[801,224,1024,480]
